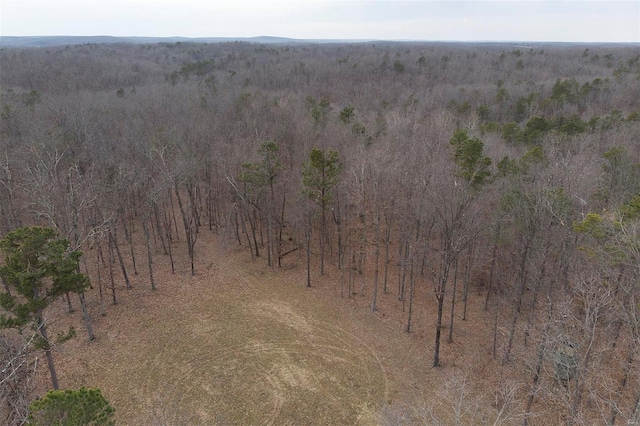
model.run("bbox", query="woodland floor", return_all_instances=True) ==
[38,229,547,425]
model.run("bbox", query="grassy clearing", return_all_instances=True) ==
[46,229,528,425]
[56,240,406,425]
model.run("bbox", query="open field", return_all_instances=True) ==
[43,229,513,425]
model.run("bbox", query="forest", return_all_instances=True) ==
[1,40,639,424]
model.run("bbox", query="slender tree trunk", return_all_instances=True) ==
[484,230,499,311]
[78,292,95,341]
[399,237,409,302]
[524,278,554,425]
[448,256,459,343]
[359,220,366,297]
[371,211,381,312]
[433,252,452,368]
[503,236,532,364]
[143,217,156,290]
[64,292,74,313]
[462,244,473,320]
[164,207,175,274]
[95,237,106,315]
[108,236,117,305]
[233,209,242,246]
[334,196,343,270]
[257,208,264,247]
[278,192,286,267]
[109,230,131,290]
[493,288,500,360]
[266,207,272,267]
[174,182,191,253]
[358,211,365,276]
[397,233,404,300]
[320,193,326,276]
[168,189,180,242]
[524,259,547,347]
[524,341,544,426]
[123,216,138,275]
[434,291,446,367]
[406,257,415,333]
[154,204,168,255]
[383,209,392,294]
[246,207,260,258]
[187,183,201,229]
[608,341,634,425]
[37,312,59,390]
[349,242,355,298]
[306,212,312,287]
[240,206,255,261]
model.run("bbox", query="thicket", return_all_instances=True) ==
[1,41,639,424]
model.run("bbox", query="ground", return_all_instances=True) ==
[42,230,524,425]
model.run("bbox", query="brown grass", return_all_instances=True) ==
[38,230,534,425]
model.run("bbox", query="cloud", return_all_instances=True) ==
[1,0,638,42]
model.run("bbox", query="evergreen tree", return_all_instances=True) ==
[302,148,342,276]
[28,387,115,425]
[0,226,90,390]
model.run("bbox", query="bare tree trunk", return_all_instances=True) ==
[503,236,532,364]
[64,292,74,313]
[433,251,452,368]
[164,206,176,274]
[123,214,138,275]
[371,211,381,312]
[109,229,131,290]
[233,209,242,246]
[175,182,197,274]
[143,216,156,291]
[462,244,473,320]
[608,341,634,425]
[434,290,446,368]
[246,207,260,258]
[320,196,326,276]
[108,236,117,305]
[154,204,168,255]
[95,237,106,315]
[399,237,409,302]
[448,256,460,343]
[167,189,180,242]
[524,256,548,347]
[37,311,59,390]
[334,195,343,270]
[383,209,392,294]
[78,292,95,341]
[406,257,415,333]
[349,242,355,298]
[278,192,286,267]
[484,230,500,311]
[306,213,312,287]
[524,278,554,426]
[493,288,500,360]
[397,234,404,300]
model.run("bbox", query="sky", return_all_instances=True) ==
[1,0,638,42]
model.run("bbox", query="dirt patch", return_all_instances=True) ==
[254,300,313,334]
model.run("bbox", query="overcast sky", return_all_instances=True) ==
[1,0,638,42]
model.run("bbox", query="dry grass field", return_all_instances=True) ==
[38,229,530,425]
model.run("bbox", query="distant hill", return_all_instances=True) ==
[1,35,636,49]
[0,35,377,47]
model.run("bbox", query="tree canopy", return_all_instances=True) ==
[28,387,115,426]
[0,226,89,331]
